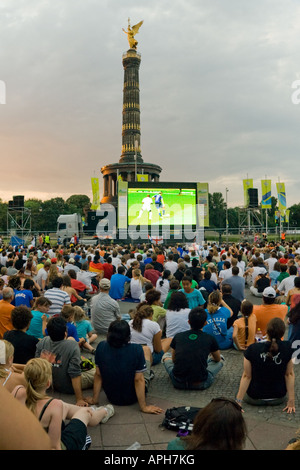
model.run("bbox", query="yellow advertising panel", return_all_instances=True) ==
[91,177,100,210]
[136,174,149,182]
[261,180,272,209]
[196,182,209,226]
[243,179,253,207]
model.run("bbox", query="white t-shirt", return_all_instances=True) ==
[130,278,144,300]
[219,269,232,282]
[265,257,277,272]
[155,278,170,302]
[165,308,191,338]
[164,261,178,275]
[129,318,160,353]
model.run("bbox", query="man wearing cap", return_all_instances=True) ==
[91,278,121,335]
[63,258,80,275]
[252,287,288,337]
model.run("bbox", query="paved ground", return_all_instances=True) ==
[53,288,300,452]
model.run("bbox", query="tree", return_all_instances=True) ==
[208,193,226,229]
[66,195,91,216]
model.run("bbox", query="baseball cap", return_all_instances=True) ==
[263,287,276,298]
[100,278,111,289]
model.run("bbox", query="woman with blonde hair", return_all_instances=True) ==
[203,290,234,349]
[12,358,114,450]
[0,340,26,392]
[130,268,147,300]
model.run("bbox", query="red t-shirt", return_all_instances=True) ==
[102,263,114,280]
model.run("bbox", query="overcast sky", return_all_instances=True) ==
[0,0,300,208]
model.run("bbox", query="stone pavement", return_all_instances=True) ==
[54,288,300,452]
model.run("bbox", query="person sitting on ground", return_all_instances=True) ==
[155,269,171,303]
[3,306,39,364]
[220,283,241,329]
[252,287,288,337]
[145,288,167,325]
[198,270,218,294]
[61,274,87,307]
[269,261,281,287]
[286,301,300,345]
[88,319,163,414]
[35,316,95,406]
[276,263,289,286]
[109,266,131,299]
[180,276,206,309]
[14,278,35,308]
[12,358,114,450]
[276,265,298,297]
[203,290,234,350]
[165,291,191,338]
[0,287,15,339]
[236,317,295,413]
[130,268,147,300]
[232,300,257,351]
[0,340,26,392]
[162,307,223,390]
[143,263,161,287]
[73,306,98,354]
[163,279,180,309]
[129,303,172,366]
[167,397,246,451]
[139,282,154,302]
[26,297,52,340]
[90,278,121,335]
[286,276,300,309]
[43,276,71,317]
[250,271,270,297]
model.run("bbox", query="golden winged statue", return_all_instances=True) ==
[122,18,143,50]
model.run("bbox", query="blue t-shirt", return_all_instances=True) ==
[27,310,49,339]
[180,288,206,309]
[14,289,34,308]
[76,319,93,339]
[203,306,233,349]
[109,273,131,299]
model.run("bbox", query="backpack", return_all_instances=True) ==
[161,406,201,435]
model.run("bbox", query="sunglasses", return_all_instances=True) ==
[211,397,243,412]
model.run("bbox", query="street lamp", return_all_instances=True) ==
[225,188,229,242]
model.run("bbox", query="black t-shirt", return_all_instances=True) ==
[3,330,39,364]
[223,294,241,328]
[256,276,270,293]
[170,329,219,383]
[95,341,147,406]
[244,341,293,399]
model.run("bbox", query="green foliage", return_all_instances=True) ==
[0,195,91,233]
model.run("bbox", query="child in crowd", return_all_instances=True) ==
[73,306,97,354]
[232,300,257,351]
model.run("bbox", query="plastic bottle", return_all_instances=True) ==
[255,328,263,342]
[126,441,141,450]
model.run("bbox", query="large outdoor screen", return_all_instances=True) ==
[127,187,197,226]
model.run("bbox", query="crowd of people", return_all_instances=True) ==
[0,235,300,450]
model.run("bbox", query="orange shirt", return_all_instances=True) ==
[233,314,257,349]
[157,254,165,264]
[0,300,14,339]
[253,303,288,336]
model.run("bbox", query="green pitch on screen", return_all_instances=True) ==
[128,188,196,226]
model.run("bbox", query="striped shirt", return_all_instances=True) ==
[44,288,71,316]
